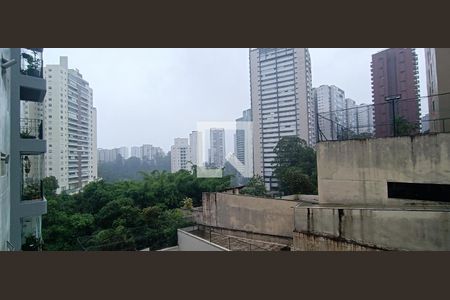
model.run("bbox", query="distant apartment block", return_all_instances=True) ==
[314,85,346,140]
[189,131,203,166]
[130,146,141,159]
[235,109,253,178]
[209,128,225,168]
[345,98,357,130]
[425,48,450,133]
[371,48,421,138]
[421,113,430,133]
[250,48,314,190]
[1,48,47,250]
[98,147,128,163]
[171,138,191,173]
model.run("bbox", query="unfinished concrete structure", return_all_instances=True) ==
[183,133,450,251]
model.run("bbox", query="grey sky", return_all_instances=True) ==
[43,48,428,152]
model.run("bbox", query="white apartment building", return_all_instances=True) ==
[314,85,346,141]
[189,131,203,166]
[130,146,141,159]
[250,48,314,190]
[209,128,225,168]
[345,98,357,130]
[41,57,97,193]
[171,138,191,173]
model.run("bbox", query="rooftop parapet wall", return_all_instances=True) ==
[317,133,450,206]
[294,205,450,251]
[200,192,296,238]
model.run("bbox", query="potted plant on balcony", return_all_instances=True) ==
[22,234,43,251]
[21,50,42,77]
[20,127,36,139]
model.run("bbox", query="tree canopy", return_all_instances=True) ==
[273,136,317,195]
[42,170,231,251]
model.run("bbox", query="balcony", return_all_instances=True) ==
[21,154,44,201]
[21,215,43,251]
[20,48,43,78]
[20,118,43,140]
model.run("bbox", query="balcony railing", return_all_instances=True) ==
[21,154,44,201]
[20,118,43,140]
[20,48,43,78]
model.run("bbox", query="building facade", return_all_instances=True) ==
[345,98,357,130]
[371,48,421,138]
[250,48,314,190]
[425,48,450,133]
[130,146,141,159]
[235,108,253,178]
[189,131,203,166]
[171,138,191,173]
[209,128,225,168]
[314,85,346,141]
[1,48,47,250]
[34,56,98,193]
[356,103,374,134]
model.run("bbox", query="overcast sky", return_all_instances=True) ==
[43,48,427,152]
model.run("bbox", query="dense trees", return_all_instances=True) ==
[42,170,231,251]
[273,136,317,195]
[98,154,171,182]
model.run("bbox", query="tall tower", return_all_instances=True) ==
[250,48,314,190]
[371,48,421,137]
[42,56,97,193]
[189,131,203,166]
[209,128,225,168]
[171,138,191,172]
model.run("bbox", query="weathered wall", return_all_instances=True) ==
[317,133,450,205]
[294,206,450,251]
[200,193,296,238]
[177,228,228,251]
[292,232,378,251]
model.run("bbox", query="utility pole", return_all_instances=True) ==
[385,95,401,136]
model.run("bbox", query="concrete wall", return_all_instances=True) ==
[293,232,377,251]
[0,48,12,250]
[317,133,450,205]
[200,192,296,238]
[294,205,450,251]
[177,228,228,251]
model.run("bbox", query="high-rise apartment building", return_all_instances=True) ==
[371,48,421,138]
[98,147,128,163]
[250,48,314,190]
[345,98,357,130]
[209,128,225,168]
[314,85,346,140]
[235,109,253,178]
[130,146,141,159]
[40,56,97,193]
[171,138,191,173]
[425,48,450,133]
[1,48,47,250]
[189,131,203,166]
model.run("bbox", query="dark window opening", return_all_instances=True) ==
[388,182,450,202]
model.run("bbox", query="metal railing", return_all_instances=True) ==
[20,118,43,140]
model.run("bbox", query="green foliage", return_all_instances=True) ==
[241,175,267,197]
[394,116,419,136]
[43,176,59,198]
[273,136,318,195]
[42,170,231,251]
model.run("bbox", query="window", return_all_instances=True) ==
[388,182,450,202]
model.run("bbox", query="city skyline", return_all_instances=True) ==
[43,48,428,151]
